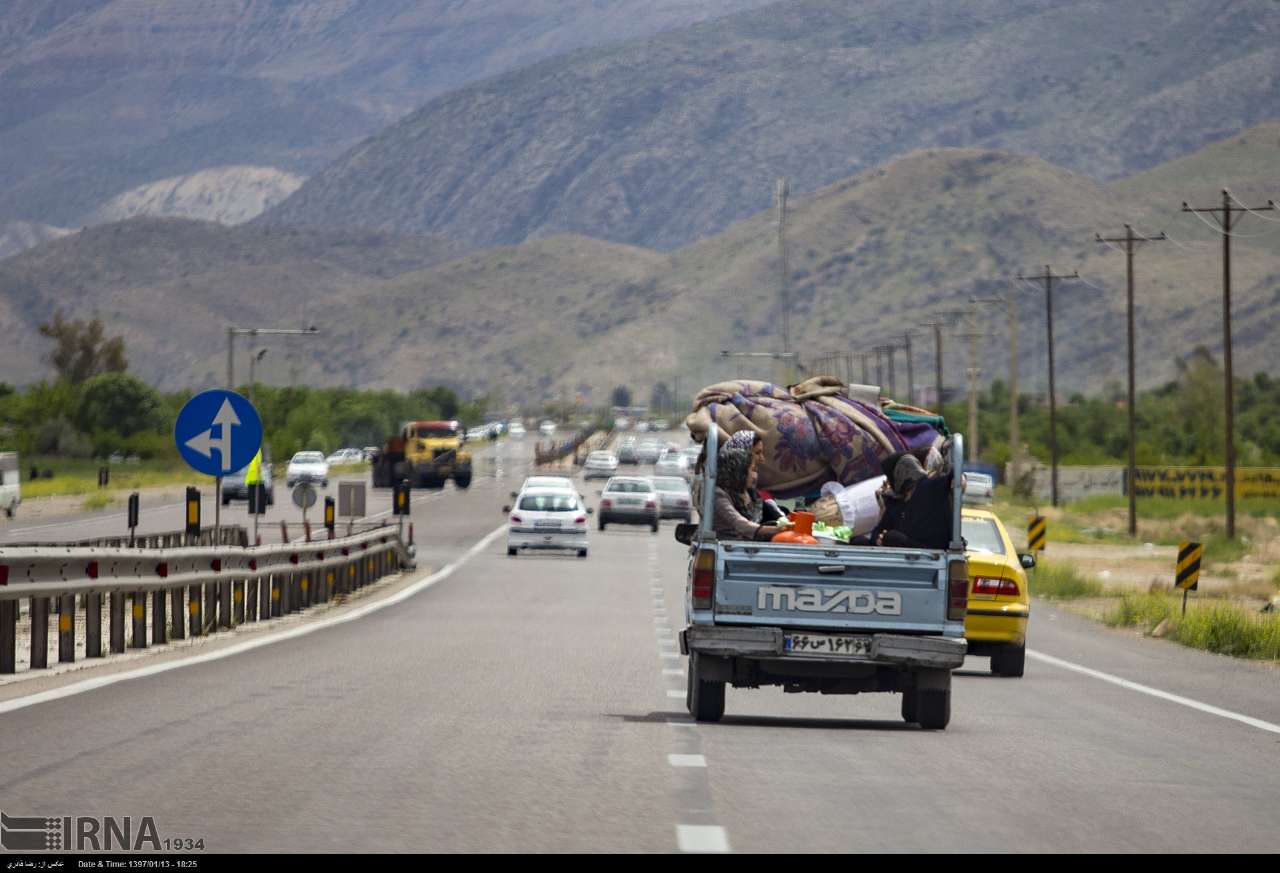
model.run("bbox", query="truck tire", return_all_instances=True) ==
[991,645,1026,678]
[904,670,951,729]
[686,652,725,723]
[454,473,472,489]
[914,689,950,730]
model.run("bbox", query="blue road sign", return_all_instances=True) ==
[174,390,263,478]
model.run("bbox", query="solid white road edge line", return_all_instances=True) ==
[0,524,509,715]
[676,825,729,854]
[1026,649,1280,736]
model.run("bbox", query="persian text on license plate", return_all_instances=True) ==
[784,634,872,657]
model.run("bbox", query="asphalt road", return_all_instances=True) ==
[2,438,1278,852]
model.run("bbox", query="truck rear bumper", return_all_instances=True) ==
[682,625,966,670]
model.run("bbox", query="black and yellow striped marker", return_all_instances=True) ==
[1176,541,1203,592]
[1027,515,1047,552]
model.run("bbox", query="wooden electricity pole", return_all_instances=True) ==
[1017,266,1079,507]
[1096,225,1166,537]
[1181,191,1276,540]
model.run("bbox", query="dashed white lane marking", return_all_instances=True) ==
[660,652,681,660]
[0,524,509,715]
[676,825,730,854]
[668,754,706,768]
[1027,649,1280,736]
[666,689,685,699]
[666,720,696,728]
[662,669,685,677]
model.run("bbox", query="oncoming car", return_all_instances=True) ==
[962,508,1033,677]
[505,489,591,558]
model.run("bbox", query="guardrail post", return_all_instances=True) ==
[170,588,185,640]
[110,592,125,653]
[151,588,167,645]
[271,575,282,617]
[189,584,202,637]
[86,593,102,658]
[1,600,17,673]
[248,578,260,621]
[31,597,49,668]
[131,591,147,648]
[219,581,232,629]
[58,594,76,662]
[233,580,245,624]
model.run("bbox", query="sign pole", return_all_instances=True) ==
[1182,589,1189,617]
[214,476,222,543]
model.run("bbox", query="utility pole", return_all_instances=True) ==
[902,333,918,406]
[971,292,1019,487]
[1181,191,1275,540]
[776,178,791,357]
[920,311,965,411]
[958,305,991,461]
[860,351,872,386]
[1096,225,1167,537]
[1017,266,1080,507]
[884,345,897,397]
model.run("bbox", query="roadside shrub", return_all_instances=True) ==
[1031,560,1105,599]
[1104,592,1174,630]
[1173,603,1280,659]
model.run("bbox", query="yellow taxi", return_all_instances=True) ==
[961,508,1033,677]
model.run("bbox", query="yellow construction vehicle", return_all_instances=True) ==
[371,420,472,489]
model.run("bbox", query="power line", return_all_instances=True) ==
[1181,190,1276,541]
[1225,189,1280,223]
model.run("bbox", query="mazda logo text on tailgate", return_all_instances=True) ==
[757,586,902,615]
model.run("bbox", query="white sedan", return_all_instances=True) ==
[287,451,329,488]
[505,488,591,558]
[582,451,620,480]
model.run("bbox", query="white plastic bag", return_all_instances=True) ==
[835,475,887,535]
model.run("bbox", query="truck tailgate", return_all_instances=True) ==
[712,541,955,635]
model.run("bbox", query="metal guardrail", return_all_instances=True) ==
[5,526,250,550]
[0,524,414,674]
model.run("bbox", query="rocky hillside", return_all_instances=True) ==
[0,0,772,227]
[2,127,1276,401]
[0,220,71,260]
[84,166,306,226]
[0,218,465,388]
[264,0,1280,251]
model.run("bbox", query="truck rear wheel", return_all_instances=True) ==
[454,473,472,489]
[991,645,1026,678]
[686,652,725,723]
[903,670,951,729]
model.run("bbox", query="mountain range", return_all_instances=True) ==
[3,123,1276,404]
[0,0,772,228]
[263,0,1280,250]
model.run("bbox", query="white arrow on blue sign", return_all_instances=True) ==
[174,390,263,477]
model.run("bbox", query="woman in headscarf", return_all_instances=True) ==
[708,430,787,541]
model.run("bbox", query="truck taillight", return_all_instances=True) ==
[948,559,969,621]
[691,549,715,610]
[973,576,1019,596]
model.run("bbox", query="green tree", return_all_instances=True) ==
[38,312,128,384]
[76,373,164,437]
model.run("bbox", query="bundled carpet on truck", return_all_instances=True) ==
[684,376,944,499]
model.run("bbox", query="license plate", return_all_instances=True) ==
[619,498,640,506]
[784,633,872,657]
[535,521,560,530]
